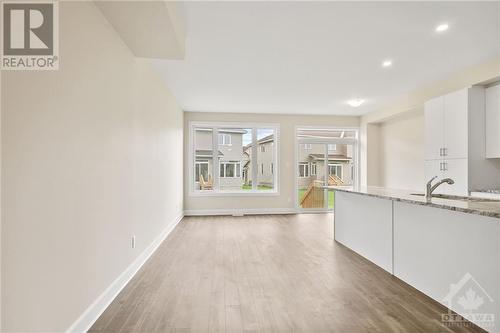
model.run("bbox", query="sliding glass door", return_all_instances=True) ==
[296,128,358,211]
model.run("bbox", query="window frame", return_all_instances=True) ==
[328,163,343,179]
[218,133,232,146]
[189,121,280,196]
[219,161,241,178]
[299,162,310,178]
[310,162,317,176]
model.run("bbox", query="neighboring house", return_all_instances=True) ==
[242,134,275,187]
[194,128,247,190]
[297,144,353,189]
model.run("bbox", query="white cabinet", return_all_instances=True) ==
[443,89,468,159]
[442,159,468,195]
[424,160,445,193]
[334,191,393,273]
[424,88,468,161]
[486,84,500,158]
[424,98,444,160]
[424,87,497,195]
[424,159,468,195]
[393,202,500,333]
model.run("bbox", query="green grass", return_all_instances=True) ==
[241,184,274,190]
[298,189,335,209]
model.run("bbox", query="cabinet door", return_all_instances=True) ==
[444,89,468,159]
[443,159,468,196]
[424,97,444,160]
[486,85,500,158]
[424,160,444,194]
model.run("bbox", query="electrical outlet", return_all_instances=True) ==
[131,235,136,249]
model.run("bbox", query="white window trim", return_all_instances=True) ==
[218,133,232,146]
[328,144,337,151]
[219,161,241,178]
[311,162,317,176]
[189,121,280,196]
[299,162,310,178]
[328,163,343,178]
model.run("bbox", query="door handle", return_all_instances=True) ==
[439,148,443,157]
[443,162,448,171]
[443,148,448,157]
[439,162,443,171]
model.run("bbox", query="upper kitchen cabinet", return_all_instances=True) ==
[424,88,469,161]
[443,89,468,159]
[424,97,444,160]
[486,84,500,158]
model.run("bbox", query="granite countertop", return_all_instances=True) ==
[323,186,500,219]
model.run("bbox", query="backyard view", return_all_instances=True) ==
[193,126,277,192]
[296,128,357,210]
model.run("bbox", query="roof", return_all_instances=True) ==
[309,153,351,161]
[243,134,274,150]
[196,149,223,157]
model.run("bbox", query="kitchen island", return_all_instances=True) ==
[329,186,500,333]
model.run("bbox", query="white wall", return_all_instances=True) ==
[1,2,183,332]
[184,112,359,213]
[378,110,425,191]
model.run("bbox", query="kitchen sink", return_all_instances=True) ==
[410,193,500,202]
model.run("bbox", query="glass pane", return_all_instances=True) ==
[226,163,234,177]
[194,128,213,191]
[218,128,251,191]
[327,143,354,187]
[298,143,326,209]
[256,128,275,190]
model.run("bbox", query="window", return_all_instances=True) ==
[220,162,241,178]
[328,144,337,151]
[304,144,312,150]
[299,162,309,177]
[328,164,342,178]
[218,133,232,145]
[311,162,317,175]
[191,123,279,194]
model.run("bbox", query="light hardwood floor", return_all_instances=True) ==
[90,214,485,333]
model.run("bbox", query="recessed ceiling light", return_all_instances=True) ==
[435,23,449,33]
[382,60,392,68]
[347,99,365,107]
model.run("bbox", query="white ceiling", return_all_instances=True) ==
[152,1,500,116]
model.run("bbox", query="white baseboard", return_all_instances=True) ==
[66,212,184,333]
[184,208,298,216]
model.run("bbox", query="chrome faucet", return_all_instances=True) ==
[426,176,455,199]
